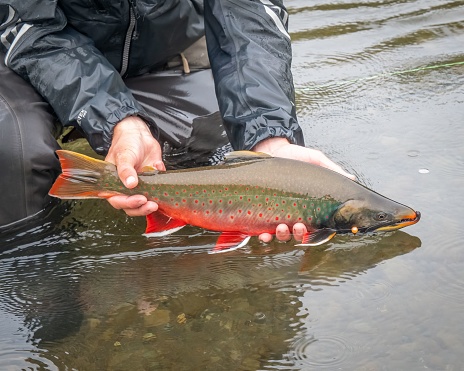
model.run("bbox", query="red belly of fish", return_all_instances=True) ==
[157,201,283,235]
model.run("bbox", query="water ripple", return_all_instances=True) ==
[289,333,352,369]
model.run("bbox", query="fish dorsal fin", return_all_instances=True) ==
[139,166,159,176]
[224,151,272,164]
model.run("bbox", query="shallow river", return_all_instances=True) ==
[1,0,464,370]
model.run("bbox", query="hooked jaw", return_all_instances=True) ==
[373,210,421,232]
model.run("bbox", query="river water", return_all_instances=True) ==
[1,1,463,370]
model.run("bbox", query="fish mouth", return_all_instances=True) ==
[374,211,421,232]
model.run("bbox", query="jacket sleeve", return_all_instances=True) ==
[204,0,305,150]
[0,2,158,155]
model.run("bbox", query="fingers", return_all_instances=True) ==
[258,233,273,243]
[292,223,307,242]
[259,223,306,244]
[114,149,139,188]
[316,152,356,180]
[107,195,158,217]
[275,224,292,241]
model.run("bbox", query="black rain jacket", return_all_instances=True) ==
[0,0,304,154]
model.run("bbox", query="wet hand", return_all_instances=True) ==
[253,137,354,243]
[252,137,355,180]
[105,116,165,216]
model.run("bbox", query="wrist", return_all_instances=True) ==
[252,137,290,155]
[114,116,152,135]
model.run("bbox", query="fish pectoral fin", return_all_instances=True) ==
[143,212,186,237]
[296,229,337,247]
[209,232,251,254]
[224,151,272,164]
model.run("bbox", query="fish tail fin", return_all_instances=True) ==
[49,150,121,199]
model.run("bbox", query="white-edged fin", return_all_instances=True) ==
[209,232,251,254]
[143,225,185,238]
[144,212,186,237]
[224,151,272,164]
[295,229,337,247]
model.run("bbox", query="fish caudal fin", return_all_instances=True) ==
[49,150,120,199]
[144,212,186,237]
[296,228,337,247]
[209,232,251,254]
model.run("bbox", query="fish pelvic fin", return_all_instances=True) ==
[49,150,121,199]
[296,228,337,247]
[144,212,186,237]
[209,232,251,254]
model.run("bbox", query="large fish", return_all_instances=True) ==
[49,150,420,252]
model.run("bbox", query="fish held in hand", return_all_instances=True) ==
[49,150,420,252]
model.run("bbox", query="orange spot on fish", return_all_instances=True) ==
[195,200,199,204]
[209,200,213,204]
[229,200,232,204]
[275,217,279,221]
[247,211,251,215]
[164,192,168,196]
[259,213,263,217]
[219,210,223,213]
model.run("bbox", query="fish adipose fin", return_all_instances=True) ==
[296,229,337,246]
[144,212,186,237]
[224,151,271,164]
[209,232,251,254]
[49,150,121,199]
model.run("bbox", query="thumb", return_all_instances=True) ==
[115,150,139,189]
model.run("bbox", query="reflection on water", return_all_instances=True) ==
[1,0,464,369]
[0,205,421,369]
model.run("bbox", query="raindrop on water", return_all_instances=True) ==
[407,150,420,157]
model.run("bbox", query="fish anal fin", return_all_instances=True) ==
[143,212,186,237]
[224,151,272,164]
[209,232,251,254]
[296,229,337,247]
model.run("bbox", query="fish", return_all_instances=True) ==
[49,150,420,252]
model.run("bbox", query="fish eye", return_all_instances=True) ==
[375,212,388,221]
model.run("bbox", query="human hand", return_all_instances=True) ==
[253,137,355,243]
[105,116,165,217]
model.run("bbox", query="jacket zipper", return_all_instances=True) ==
[120,0,138,76]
